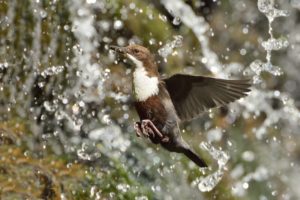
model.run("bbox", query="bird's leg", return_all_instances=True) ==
[141,119,169,143]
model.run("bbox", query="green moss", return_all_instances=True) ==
[0,120,153,199]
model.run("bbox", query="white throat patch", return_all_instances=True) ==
[127,54,159,101]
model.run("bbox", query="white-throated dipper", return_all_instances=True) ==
[110,44,251,168]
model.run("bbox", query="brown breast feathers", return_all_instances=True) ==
[134,95,167,129]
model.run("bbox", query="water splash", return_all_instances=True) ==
[161,0,223,75]
[249,60,283,84]
[257,0,289,23]
[239,88,300,139]
[135,196,148,200]
[40,65,65,78]
[0,62,9,70]
[117,183,130,193]
[77,142,101,161]
[68,0,106,102]
[1,0,300,199]
[86,0,97,4]
[238,1,300,141]
[161,2,300,197]
[192,142,230,192]
[90,186,101,200]
[291,0,300,9]
[232,166,269,196]
[88,125,131,156]
[250,0,289,82]
[200,142,229,168]
[172,17,181,26]
[158,35,183,59]
[261,38,289,51]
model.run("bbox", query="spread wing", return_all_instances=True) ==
[164,74,251,121]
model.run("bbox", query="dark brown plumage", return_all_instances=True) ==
[110,44,251,168]
[164,74,251,121]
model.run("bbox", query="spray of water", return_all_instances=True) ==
[1,0,300,199]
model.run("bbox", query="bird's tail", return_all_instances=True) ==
[160,128,208,168]
[182,147,208,168]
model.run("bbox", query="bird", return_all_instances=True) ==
[110,44,251,168]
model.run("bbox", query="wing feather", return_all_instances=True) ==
[164,74,251,121]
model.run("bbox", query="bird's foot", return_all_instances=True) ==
[141,119,169,143]
[141,119,162,138]
[134,122,143,137]
[134,121,153,138]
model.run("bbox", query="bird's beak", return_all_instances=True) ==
[109,45,127,55]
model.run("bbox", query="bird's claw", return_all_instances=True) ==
[161,137,169,143]
[134,122,142,137]
[140,122,154,138]
[134,119,169,143]
[141,119,163,138]
[134,121,150,137]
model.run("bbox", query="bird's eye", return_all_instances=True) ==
[133,49,139,53]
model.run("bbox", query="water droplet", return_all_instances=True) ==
[271,190,278,196]
[258,0,289,22]
[249,60,283,84]
[0,62,9,69]
[227,140,233,147]
[197,169,224,192]
[242,182,249,189]
[44,101,56,112]
[77,143,101,161]
[41,65,64,77]
[172,16,181,25]
[159,14,168,22]
[158,35,183,58]
[40,10,47,18]
[200,142,229,167]
[102,114,111,124]
[63,25,70,31]
[192,142,230,192]
[38,82,45,88]
[78,101,85,107]
[62,98,68,104]
[72,103,80,115]
[262,38,289,51]
[86,0,96,4]
[113,20,123,30]
[291,0,300,9]
[242,27,249,34]
[129,3,136,9]
[135,196,148,200]
[240,48,247,55]
[24,151,30,157]
[242,151,255,162]
[201,57,208,64]
[117,183,130,193]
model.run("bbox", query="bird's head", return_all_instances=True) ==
[110,44,158,76]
